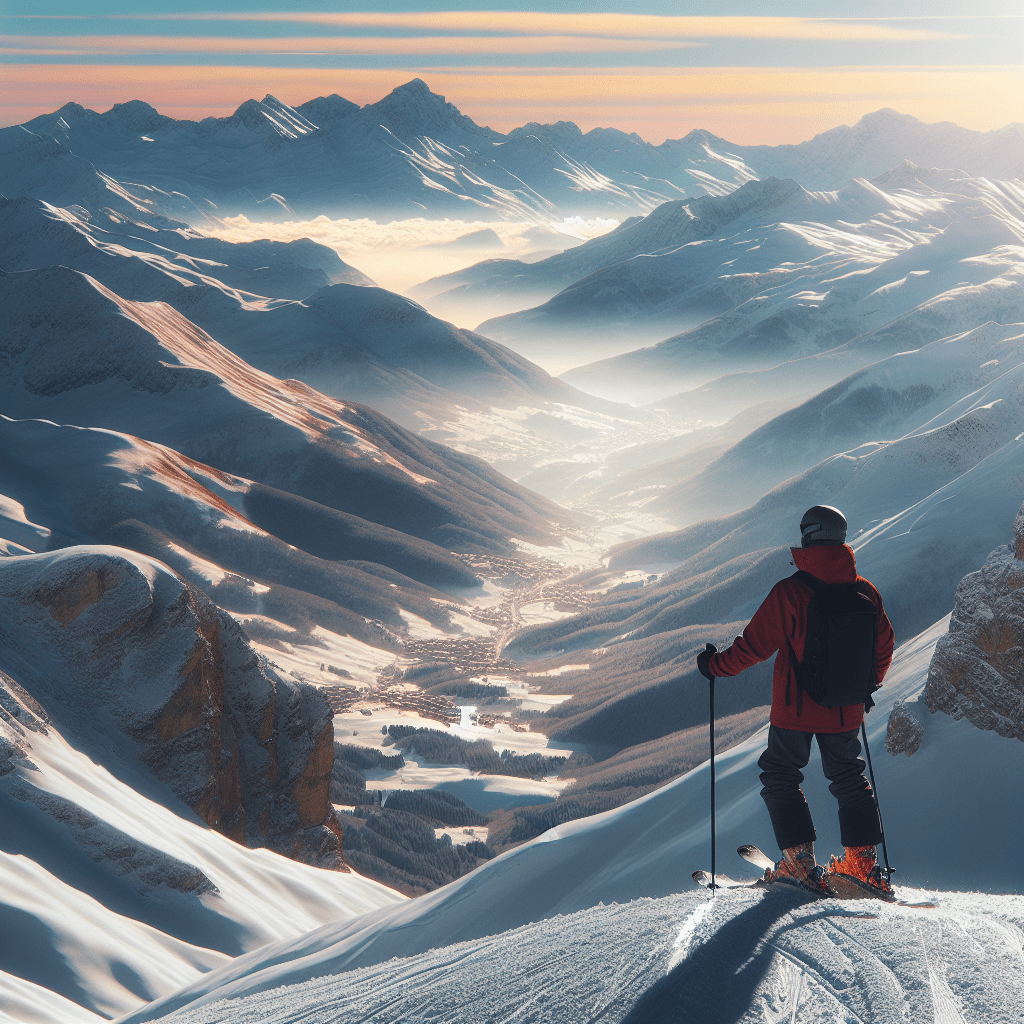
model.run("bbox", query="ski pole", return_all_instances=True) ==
[707,643,718,893]
[861,721,894,882]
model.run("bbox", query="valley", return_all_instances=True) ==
[1,77,1021,1024]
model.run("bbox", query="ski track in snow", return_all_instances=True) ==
[148,890,1024,1024]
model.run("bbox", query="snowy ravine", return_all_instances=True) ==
[122,617,1024,1023]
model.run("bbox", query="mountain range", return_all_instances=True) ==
[2,82,1023,1024]
[10,80,1022,222]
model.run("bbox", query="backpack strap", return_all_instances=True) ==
[786,571,820,717]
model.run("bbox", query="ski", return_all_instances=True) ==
[737,844,775,872]
[739,844,937,908]
[691,870,752,890]
[692,869,830,900]
[828,871,939,909]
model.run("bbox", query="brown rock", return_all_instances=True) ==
[28,562,124,625]
[885,700,925,756]
[925,501,1024,740]
[1,548,343,868]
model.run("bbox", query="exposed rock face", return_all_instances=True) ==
[0,546,343,866]
[885,700,925,756]
[924,502,1024,740]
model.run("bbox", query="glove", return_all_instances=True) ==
[696,643,718,680]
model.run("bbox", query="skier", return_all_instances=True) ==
[696,505,895,896]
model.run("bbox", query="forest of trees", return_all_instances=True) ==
[331,741,495,893]
[486,706,769,851]
[340,806,494,897]
[384,726,568,779]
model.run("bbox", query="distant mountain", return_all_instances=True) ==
[7,81,1021,222]
[0,267,572,572]
[0,196,624,428]
[744,108,1024,191]
[557,169,1024,399]
[650,323,1024,525]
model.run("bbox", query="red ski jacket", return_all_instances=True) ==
[708,544,895,733]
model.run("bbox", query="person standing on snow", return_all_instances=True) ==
[696,505,895,895]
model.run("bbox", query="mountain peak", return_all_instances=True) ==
[52,101,88,120]
[856,108,923,130]
[362,78,496,140]
[393,77,432,97]
[296,93,359,126]
[103,99,166,133]
[227,96,317,137]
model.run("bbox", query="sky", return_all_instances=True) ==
[1,1,1021,144]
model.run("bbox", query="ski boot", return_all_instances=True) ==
[828,845,894,899]
[767,841,832,896]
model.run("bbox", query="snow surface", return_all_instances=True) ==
[120,616,1024,1023]
[0,672,402,1023]
[123,889,1024,1024]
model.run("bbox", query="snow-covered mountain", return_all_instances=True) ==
[0,546,344,865]
[651,322,1024,524]
[0,553,402,1021]
[407,167,1024,392]
[9,82,1022,223]
[115,613,1024,1024]
[603,395,1023,642]
[0,196,623,428]
[0,266,571,564]
[553,170,1024,399]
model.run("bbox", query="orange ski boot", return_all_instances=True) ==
[829,845,894,900]
[769,842,832,896]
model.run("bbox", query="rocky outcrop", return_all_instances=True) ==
[0,546,343,867]
[924,502,1024,740]
[885,700,925,756]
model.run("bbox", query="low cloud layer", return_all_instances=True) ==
[204,214,618,298]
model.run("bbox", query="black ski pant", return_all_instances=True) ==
[758,724,882,852]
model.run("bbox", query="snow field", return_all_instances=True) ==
[0,676,403,1022]
[136,889,1024,1024]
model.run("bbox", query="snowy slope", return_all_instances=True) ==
[0,197,621,428]
[118,616,1024,1023]
[11,85,1022,222]
[558,171,1024,399]
[0,562,402,1022]
[125,887,1024,1024]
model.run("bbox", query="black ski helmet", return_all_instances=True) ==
[799,505,847,546]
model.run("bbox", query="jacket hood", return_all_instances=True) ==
[791,543,857,583]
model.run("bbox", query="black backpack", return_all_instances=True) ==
[787,570,879,714]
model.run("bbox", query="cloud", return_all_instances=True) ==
[127,13,971,44]
[202,214,618,293]
[0,34,698,57]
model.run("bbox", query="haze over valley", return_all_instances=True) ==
[1,76,1022,1024]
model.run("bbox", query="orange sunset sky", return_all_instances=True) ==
[1,3,1021,144]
